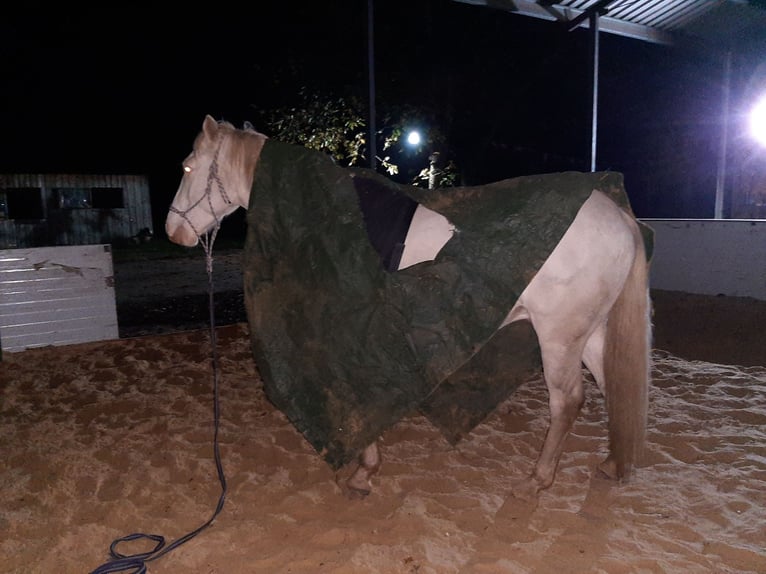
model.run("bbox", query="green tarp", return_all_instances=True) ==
[243,140,637,468]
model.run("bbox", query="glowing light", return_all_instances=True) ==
[406,130,421,146]
[183,165,192,173]
[750,96,766,146]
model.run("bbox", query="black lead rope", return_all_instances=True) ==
[90,227,228,574]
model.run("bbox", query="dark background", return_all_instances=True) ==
[2,1,764,234]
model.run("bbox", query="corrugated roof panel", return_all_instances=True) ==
[641,0,709,28]
[559,0,717,30]
[628,0,692,27]
[609,0,668,23]
[453,0,765,45]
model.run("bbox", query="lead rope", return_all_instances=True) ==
[90,225,228,574]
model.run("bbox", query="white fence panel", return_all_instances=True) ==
[0,244,119,352]
[643,219,766,301]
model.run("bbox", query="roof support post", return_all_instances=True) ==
[714,50,731,219]
[590,11,600,172]
[367,0,377,170]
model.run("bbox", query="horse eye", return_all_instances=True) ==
[183,165,192,173]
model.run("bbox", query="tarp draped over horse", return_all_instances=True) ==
[244,139,642,468]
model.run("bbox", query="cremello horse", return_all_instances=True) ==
[166,115,651,500]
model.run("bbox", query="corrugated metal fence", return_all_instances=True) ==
[0,244,119,352]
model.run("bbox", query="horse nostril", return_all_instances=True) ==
[165,222,179,243]
[166,222,196,247]
[165,214,192,246]
[181,227,199,247]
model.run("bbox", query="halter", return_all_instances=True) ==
[168,132,234,261]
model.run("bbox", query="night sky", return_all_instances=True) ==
[2,1,763,230]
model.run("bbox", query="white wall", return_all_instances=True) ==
[0,244,119,352]
[643,219,766,301]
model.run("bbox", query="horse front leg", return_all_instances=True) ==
[513,345,585,501]
[345,442,381,498]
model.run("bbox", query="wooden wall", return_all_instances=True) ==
[0,173,152,248]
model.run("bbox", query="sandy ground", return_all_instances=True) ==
[1,249,765,573]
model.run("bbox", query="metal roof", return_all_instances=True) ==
[454,0,766,46]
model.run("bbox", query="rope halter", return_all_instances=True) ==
[168,132,234,266]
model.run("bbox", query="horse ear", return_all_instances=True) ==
[243,121,254,131]
[202,115,219,141]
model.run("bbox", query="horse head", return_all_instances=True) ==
[165,115,266,246]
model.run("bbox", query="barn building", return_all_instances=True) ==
[0,173,153,249]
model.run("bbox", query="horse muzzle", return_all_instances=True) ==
[165,214,199,247]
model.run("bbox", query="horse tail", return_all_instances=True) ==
[603,217,651,479]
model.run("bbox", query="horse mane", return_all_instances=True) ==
[210,118,267,197]
[198,117,266,151]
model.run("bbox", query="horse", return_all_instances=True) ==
[166,115,651,500]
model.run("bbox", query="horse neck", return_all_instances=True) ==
[222,130,267,209]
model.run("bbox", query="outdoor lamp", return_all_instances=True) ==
[406,130,422,147]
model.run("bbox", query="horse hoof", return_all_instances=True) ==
[597,455,620,480]
[345,485,371,500]
[343,477,372,499]
[510,477,541,502]
[342,473,373,499]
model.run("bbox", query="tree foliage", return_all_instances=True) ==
[260,88,458,187]
[263,88,367,168]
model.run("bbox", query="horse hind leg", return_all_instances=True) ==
[582,323,621,479]
[344,442,381,498]
[513,341,586,501]
[582,322,606,395]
